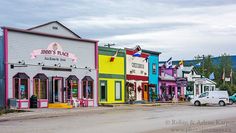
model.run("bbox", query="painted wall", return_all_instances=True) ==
[126,50,149,101]
[99,47,126,103]
[0,35,4,107]
[7,30,98,106]
[29,22,79,39]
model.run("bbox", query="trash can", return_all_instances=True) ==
[30,95,38,108]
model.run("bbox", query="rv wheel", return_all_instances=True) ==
[219,101,225,106]
[194,101,200,106]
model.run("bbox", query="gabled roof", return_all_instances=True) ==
[27,21,81,38]
[142,49,161,55]
[13,72,30,79]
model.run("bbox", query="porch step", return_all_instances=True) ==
[48,103,73,109]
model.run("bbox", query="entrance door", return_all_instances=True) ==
[143,83,149,101]
[52,77,63,103]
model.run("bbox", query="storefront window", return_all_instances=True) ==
[13,73,29,100]
[82,76,94,99]
[40,79,47,99]
[14,79,19,99]
[115,81,122,100]
[34,79,39,97]
[33,73,48,99]
[83,81,86,98]
[67,80,78,99]
[20,79,28,99]
[88,81,93,99]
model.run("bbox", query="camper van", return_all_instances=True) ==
[191,91,229,106]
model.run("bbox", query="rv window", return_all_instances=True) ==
[199,92,209,98]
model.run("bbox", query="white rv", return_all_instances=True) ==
[191,91,229,106]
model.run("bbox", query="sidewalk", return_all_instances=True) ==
[0,107,113,122]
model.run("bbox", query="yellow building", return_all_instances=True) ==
[98,47,126,104]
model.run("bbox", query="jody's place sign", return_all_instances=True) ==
[30,42,78,62]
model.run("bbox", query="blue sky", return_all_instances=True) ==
[1,0,236,61]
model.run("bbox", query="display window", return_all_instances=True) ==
[66,75,79,100]
[33,73,48,99]
[13,73,30,100]
[82,76,94,99]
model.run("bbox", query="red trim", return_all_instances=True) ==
[3,28,8,107]
[3,27,99,43]
[126,49,149,58]
[126,75,148,81]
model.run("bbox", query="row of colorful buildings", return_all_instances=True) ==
[0,21,216,109]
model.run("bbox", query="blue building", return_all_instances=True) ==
[143,50,161,102]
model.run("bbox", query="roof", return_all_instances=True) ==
[27,21,81,38]
[98,46,126,53]
[66,75,79,81]
[33,73,48,80]
[2,26,98,43]
[142,49,161,55]
[13,72,30,79]
[82,76,94,81]
[194,77,216,85]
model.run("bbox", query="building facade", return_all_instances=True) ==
[142,50,160,102]
[98,47,126,104]
[1,21,99,109]
[158,66,179,101]
[126,47,149,102]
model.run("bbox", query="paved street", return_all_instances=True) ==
[0,104,236,133]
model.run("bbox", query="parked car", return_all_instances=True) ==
[229,93,236,105]
[190,91,229,106]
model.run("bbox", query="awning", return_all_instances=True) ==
[13,73,30,79]
[66,75,79,81]
[33,73,48,80]
[82,76,94,81]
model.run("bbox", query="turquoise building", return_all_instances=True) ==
[143,50,161,102]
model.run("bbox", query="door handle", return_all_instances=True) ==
[207,97,209,98]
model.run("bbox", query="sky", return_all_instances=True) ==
[1,0,236,61]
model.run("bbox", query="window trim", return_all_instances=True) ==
[152,63,157,74]
[33,74,49,100]
[100,80,107,101]
[13,77,30,100]
[115,81,122,101]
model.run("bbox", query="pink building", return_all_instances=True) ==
[158,66,185,101]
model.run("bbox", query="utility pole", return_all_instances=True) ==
[104,43,115,48]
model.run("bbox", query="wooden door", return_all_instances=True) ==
[143,83,149,101]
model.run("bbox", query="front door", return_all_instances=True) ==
[52,77,63,103]
[143,83,149,101]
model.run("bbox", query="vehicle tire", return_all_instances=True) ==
[194,101,201,106]
[229,100,233,105]
[219,101,225,106]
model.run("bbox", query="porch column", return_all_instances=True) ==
[166,86,169,95]
[181,87,184,96]
[175,86,178,99]
[159,85,162,96]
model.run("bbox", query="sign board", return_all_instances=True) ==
[30,42,78,62]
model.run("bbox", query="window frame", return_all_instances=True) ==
[33,77,48,100]
[152,63,157,74]
[100,80,107,101]
[13,78,29,100]
[115,81,122,101]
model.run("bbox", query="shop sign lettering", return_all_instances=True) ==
[132,63,144,69]
[30,42,78,62]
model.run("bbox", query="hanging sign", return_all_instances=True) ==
[30,42,78,62]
